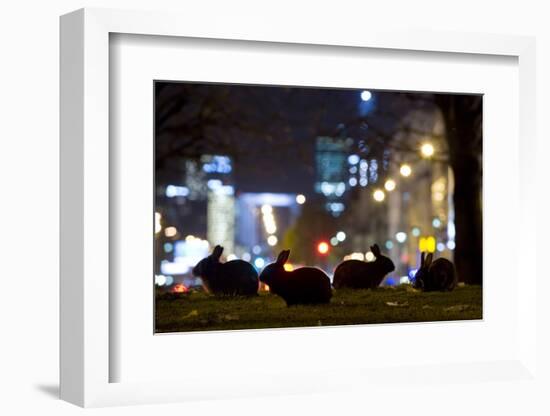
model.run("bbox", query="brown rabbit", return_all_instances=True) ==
[332,244,395,289]
[413,252,457,292]
[259,250,332,306]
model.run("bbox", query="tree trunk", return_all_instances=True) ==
[437,95,483,285]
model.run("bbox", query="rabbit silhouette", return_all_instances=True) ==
[259,249,332,306]
[413,252,457,292]
[193,245,259,296]
[333,244,395,289]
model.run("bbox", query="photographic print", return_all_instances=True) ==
[154,82,482,333]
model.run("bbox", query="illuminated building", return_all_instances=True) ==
[236,193,301,256]
[207,181,235,255]
[314,136,353,216]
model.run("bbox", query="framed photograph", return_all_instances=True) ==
[60,8,538,408]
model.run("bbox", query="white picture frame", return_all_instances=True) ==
[60,7,538,408]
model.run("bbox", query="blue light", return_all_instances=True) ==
[202,155,232,174]
[348,154,360,165]
[385,277,397,286]
[254,257,265,269]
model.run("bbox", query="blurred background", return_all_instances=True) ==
[154,82,482,292]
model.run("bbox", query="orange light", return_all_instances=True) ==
[172,283,188,293]
[317,241,329,255]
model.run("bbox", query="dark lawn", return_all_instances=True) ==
[155,285,482,333]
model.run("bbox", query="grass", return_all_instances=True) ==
[155,285,482,333]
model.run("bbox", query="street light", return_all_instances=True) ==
[399,164,412,177]
[420,142,435,158]
[373,189,385,202]
[384,179,396,192]
[317,241,329,255]
[361,90,372,102]
[155,212,162,234]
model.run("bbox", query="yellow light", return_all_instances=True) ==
[317,241,329,255]
[164,226,177,238]
[373,189,385,202]
[419,236,436,253]
[426,236,436,253]
[283,263,294,272]
[420,142,435,158]
[365,251,375,262]
[399,164,412,177]
[344,252,365,261]
[384,179,396,192]
[267,235,278,246]
[296,194,306,204]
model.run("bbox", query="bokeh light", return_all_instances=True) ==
[399,164,412,177]
[373,189,385,202]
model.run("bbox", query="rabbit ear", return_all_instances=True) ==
[420,252,426,266]
[425,253,433,267]
[370,244,381,257]
[212,245,224,260]
[276,250,290,265]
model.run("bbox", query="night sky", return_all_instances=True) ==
[154,81,421,195]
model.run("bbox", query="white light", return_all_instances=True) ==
[411,227,421,237]
[296,194,306,204]
[335,182,346,197]
[252,245,261,255]
[207,179,222,190]
[420,142,435,158]
[359,159,369,171]
[373,189,385,202]
[267,235,278,246]
[447,220,456,239]
[155,212,162,234]
[365,251,375,262]
[348,154,360,165]
[344,252,365,261]
[437,243,446,252]
[242,252,251,262]
[384,179,396,192]
[336,231,346,242]
[399,276,410,284]
[321,181,336,196]
[395,232,407,243]
[330,237,339,246]
[185,234,195,241]
[164,226,177,238]
[447,241,456,250]
[359,178,368,187]
[361,90,372,102]
[400,164,412,177]
[432,218,442,228]
[166,185,190,198]
[165,275,174,286]
[254,258,265,269]
[226,254,238,261]
[349,177,358,187]
[155,274,167,286]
